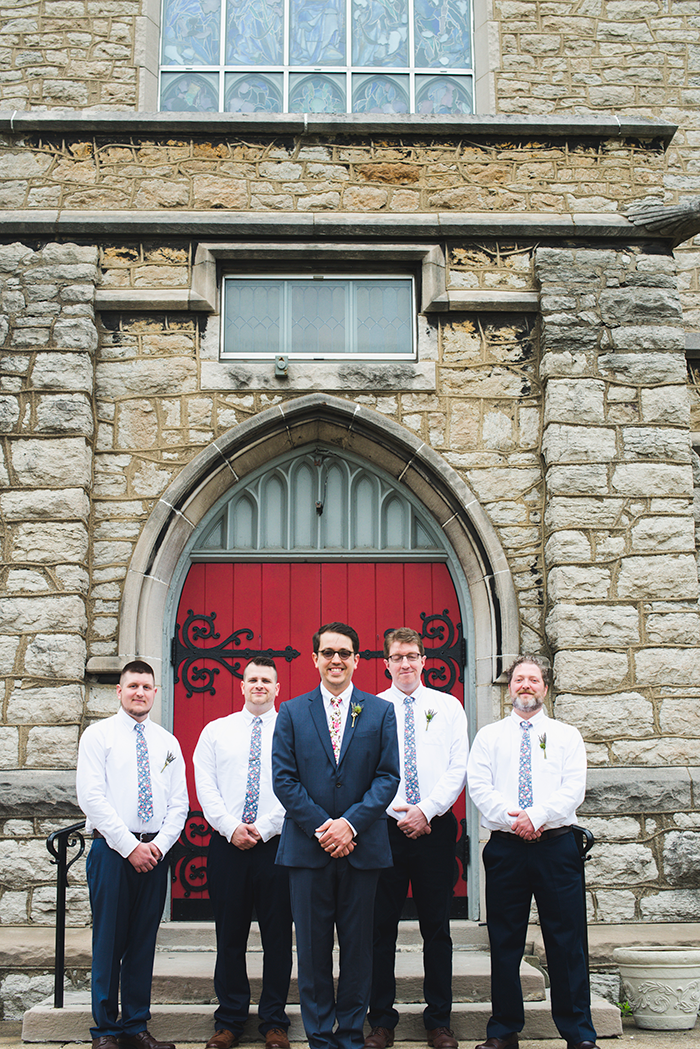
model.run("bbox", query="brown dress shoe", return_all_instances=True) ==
[265,1030,290,1049]
[364,1028,395,1049]
[567,1043,600,1049]
[475,1037,519,1049]
[119,1033,176,1049]
[206,1033,239,1049]
[427,1029,458,1049]
[93,1039,120,1049]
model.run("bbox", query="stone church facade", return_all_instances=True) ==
[1,0,700,1011]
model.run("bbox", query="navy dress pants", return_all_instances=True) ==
[483,830,597,1045]
[289,860,380,1049]
[369,813,457,1031]
[86,837,169,1039]
[207,831,293,1036]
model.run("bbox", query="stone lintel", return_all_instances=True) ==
[0,771,81,818]
[685,332,700,358]
[581,767,695,814]
[0,110,677,142]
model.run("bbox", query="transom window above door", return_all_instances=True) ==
[159,0,474,115]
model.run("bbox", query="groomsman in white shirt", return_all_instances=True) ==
[194,657,292,1049]
[76,660,189,1049]
[467,655,598,1049]
[365,628,468,1049]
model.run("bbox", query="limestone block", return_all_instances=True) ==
[544,530,591,564]
[40,244,97,267]
[0,395,19,432]
[600,286,682,325]
[10,438,91,487]
[54,565,90,593]
[544,379,605,424]
[0,838,53,884]
[621,426,690,462]
[0,487,89,520]
[609,325,686,351]
[30,884,91,926]
[546,465,608,495]
[0,729,19,769]
[24,634,87,679]
[553,650,629,692]
[547,565,611,601]
[542,424,616,464]
[585,842,657,885]
[26,726,79,767]
[0,973,54,1021]
[662,831,700,888]
[582,816,641,841]
[86,684,118,716]
[640,386,689,426]
[0,890,28,924]
[617,554,698,600]
[647,612,700,645]
[636,647,700,686]
[192,176,248,209]
[660,699,700,736]
[0,242,35,272]
[35,394,94,436]
[0,595,86,633]
[97,359,197,397]
[611,463,692,498]
[554,693,653,740]
[612,737,700,765]
[2,820,33,837]
[8,568,50,594]
[7,683,84,724]
[598,352,687,385]
[482,410,514,451]
[0,636,20,669]
[545,498,623,530]
[542,315,599,352]
[631,516,695,553]
[594,891,637,923]
[640,889,700,921]
[116,400,158,449]
[465,467,541,502]
[10,522,88,564]
[547,604,639,648]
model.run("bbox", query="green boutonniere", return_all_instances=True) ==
[351,703,363,727]
[539,733,547,759]
[425,709,437,730]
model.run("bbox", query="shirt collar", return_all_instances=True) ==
[241,704,277,725]
[117,706,150,730]
[320,682,354,705]
[387,680,424,704]
[510,706,547,728]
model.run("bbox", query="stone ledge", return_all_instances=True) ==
[582,767,697,813]
[0,110,677,142]
[0,771,81,818]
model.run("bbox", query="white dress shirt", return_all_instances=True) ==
[467,707,586,834]
[193,705,284,843]
[76,706,189,860]
[379,682,468,823]
[320,681,355,737]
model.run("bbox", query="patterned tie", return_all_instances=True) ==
[403,696,421,804]
[518,720,533,809]
[135,722,153,823]
[241,716,263,824]
[329,696,343,762]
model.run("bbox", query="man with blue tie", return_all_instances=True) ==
[272,622,400,1049]
[194,657,293,1049]
[467,655,599,1049]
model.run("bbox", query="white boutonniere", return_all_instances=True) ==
[351,703,363,727]
[538,733,547,760]
[161,751,176,772]
[425,709,437,730]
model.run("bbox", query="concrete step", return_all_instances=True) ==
[21,992,622,1043]
[149,951,545,1005]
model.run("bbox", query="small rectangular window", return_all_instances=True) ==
[221,275,416,360]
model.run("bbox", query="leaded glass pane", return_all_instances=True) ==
[355,280,413,354]
[291,282,346,355]
[289,74,346,113]
[225,0,283,64]
[352,0,408,67]
[415,74,472,114]
[414,0,471,68]
[290,0,345,65]
[224,280,282,355]
[161,0,221,65]
[352,74,409,113]
[160,72,219,111]
[225,73,283,112]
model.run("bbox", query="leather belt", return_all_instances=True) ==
[491,826,572,844]
[93,829,159,843]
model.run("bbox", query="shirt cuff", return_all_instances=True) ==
[341,817,357,838]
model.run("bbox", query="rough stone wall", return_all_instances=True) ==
[538,244,700,920]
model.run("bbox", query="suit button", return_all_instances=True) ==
[336,781,342,787]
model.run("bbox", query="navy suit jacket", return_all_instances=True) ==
[272,686,399,870]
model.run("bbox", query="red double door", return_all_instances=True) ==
[171,561,468,919]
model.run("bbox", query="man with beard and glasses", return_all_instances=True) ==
[466,655,598,1049]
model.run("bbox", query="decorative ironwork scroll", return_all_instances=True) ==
[359,608,465,694]
[170,810,211,897]
[172,609,301,697]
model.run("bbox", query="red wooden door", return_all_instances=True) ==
[170,562,467,919]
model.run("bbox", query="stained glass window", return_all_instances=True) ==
[160,0,473,113]
[222,276,415,359]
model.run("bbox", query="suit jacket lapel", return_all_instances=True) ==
[337,688,362,769]
[309,688,337,768]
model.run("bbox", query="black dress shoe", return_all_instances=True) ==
[93,1039,120,1049]
[475,1037,519,1049]
[119,1032,176,1049]
[567,1043,600,1049]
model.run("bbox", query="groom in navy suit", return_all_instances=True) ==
[272,622,400,1049]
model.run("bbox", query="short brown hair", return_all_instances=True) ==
[505,654,552,690]
[120,659,155,684]
[243,656,278,679]
[313,622,359,655]
[383,627,424,659]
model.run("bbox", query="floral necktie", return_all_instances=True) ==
[404,696,421,804]
[330,696,343,762]
[518,720,533,809]
[241,716,262,824]
[135,722,153,823]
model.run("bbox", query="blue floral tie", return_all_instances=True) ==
[241,717,262,824]
[403,696,421,804]
[518,720,533,809]
[135,722,153,823]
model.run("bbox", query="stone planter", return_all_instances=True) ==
[613,946,700,1030]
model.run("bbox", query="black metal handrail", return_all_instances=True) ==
[46,820,87,1008]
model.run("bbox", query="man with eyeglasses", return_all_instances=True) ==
[365,628,468,1049]
[272,622,400,1049]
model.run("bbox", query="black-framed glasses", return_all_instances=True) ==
[386,653,423,664]
[318,648,355,660]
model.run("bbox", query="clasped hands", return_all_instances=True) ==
[128,841,162,872]
[508,809,540,840]
[316,817,355,858]
[231,824,262,850]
